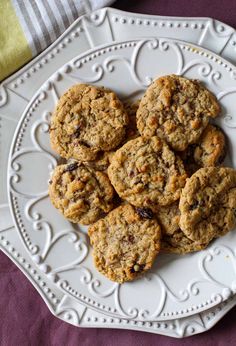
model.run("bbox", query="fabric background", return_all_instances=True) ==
[1,0,236,345]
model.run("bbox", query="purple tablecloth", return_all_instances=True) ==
[1,0,236,344]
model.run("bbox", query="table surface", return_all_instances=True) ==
[1,0,236,345]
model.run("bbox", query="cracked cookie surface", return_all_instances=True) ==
[108,136,187,210]
[179,167,236,243]
[49,162,114,224]
[137,75,220,151]
[50,84,128,161]
[88,204,162,283]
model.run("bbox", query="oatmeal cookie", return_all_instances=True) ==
[156,202,209,254]
[50,84,128,161]
[49,162,114,224]
[88,204,162,283]
[108,136,187,210]
[193,124,226,167]
[137,75,220,151]
[179,167,236,243]
[69,100,141,172]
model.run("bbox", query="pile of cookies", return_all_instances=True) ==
[48,75,236,284]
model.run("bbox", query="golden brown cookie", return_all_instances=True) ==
[77,100,140,171]
[193,124,226,167]
[108,136,187,210]
[137,75,220,151]
[179,167,236,243]
[88,204,162,283]
[50,84,128,161]
[49,162,114,224]
[156,202,209,254]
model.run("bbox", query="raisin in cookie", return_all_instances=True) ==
[88,204,162,283]
[50,84,128,161]
[193,124,226,167]
[108,136,187,210]
[137,75,220,151]
[179,167,236,243]
[49,162,114,224]
[156,202,209,254]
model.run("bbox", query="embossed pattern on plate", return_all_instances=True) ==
[8,38,236,323]
[1,203,236,338]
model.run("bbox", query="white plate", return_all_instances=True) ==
[8,37,236,326]
[1,8,236,337]
[1,230,236,339]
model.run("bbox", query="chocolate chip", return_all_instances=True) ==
[64,162,78,172]
[136,207,153,219]
[48,179,52,185]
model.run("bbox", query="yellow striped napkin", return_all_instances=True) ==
[0,0,114,82]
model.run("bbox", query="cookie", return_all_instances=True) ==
[50,84,128,161]
[179,167,236,243]
[108,136,187,210]
[156,202,209,254]
[137,75,220,151]
[193,124,226,167]
[49,162,114,224]
[88,204,162,283]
